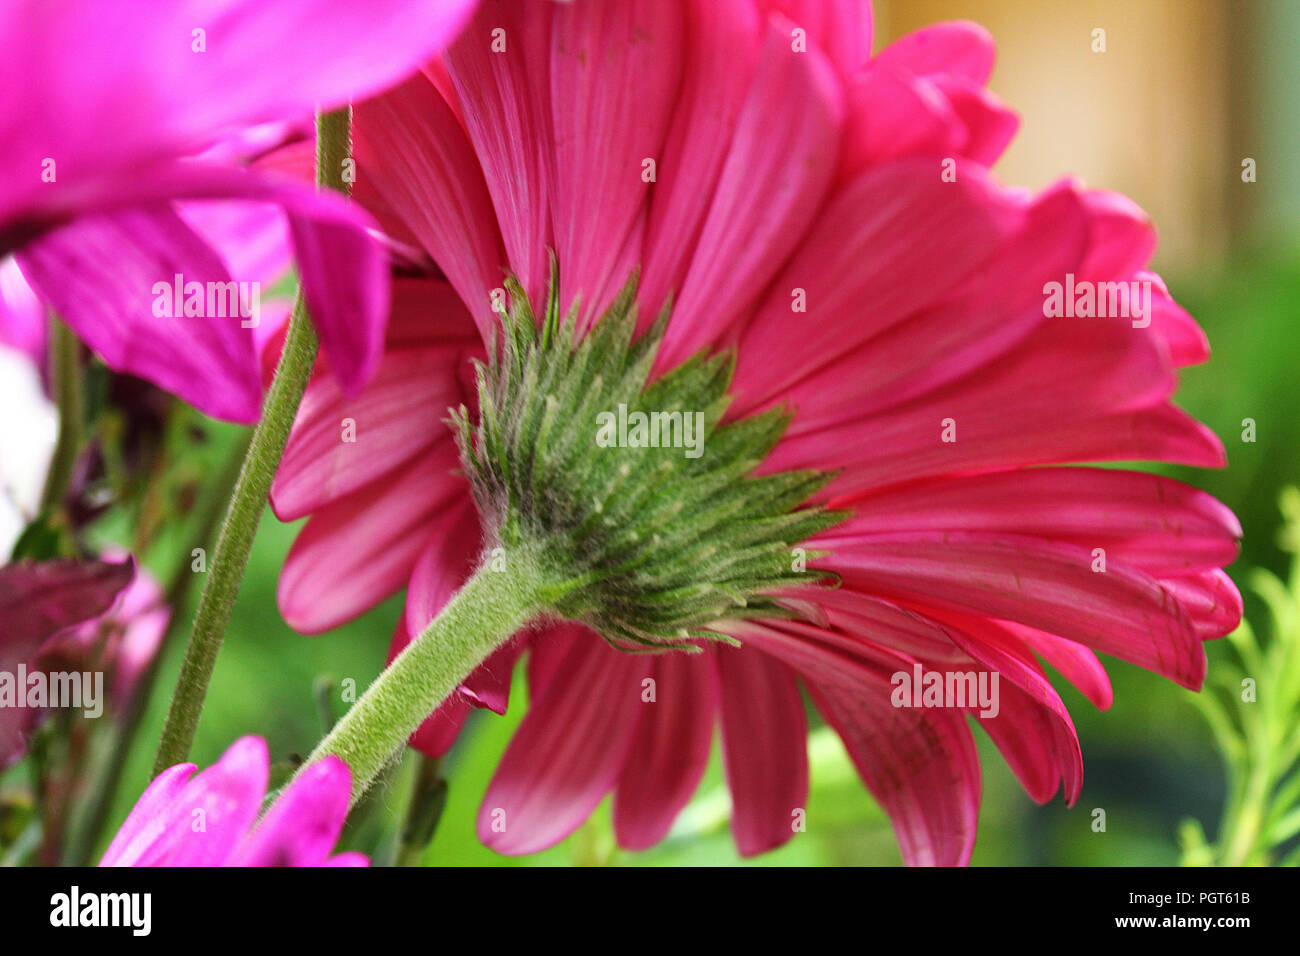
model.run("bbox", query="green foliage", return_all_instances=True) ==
[1181,488,1300,866]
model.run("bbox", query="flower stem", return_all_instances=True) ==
[395,755,447,866]
[39,317,84,514]
[68,428,250,864]
[152,107,352,776]
[295,556,552,805]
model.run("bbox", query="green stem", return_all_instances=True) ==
[1221,734,1274,865]
[152,107,352,776]
[67,429,251,865]
[39,318,84,514]
[395,755,447,867]
[295,558,551,805]
[152,299,317,775]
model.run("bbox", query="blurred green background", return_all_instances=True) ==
[10,0,1300,866]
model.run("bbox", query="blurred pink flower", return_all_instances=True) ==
[0,258,44,370]
[272,0,1241,863]
[101,736,364,866]
[37,550,170,710]
[0,558,134,766]
[0,0,478,422]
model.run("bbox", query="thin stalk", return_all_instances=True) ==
[294,558,551,805]
[395,755,447,867]
[39,318,84,513]
[152,107,352,775]
[66,429,251,864]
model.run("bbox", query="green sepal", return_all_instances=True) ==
[455,269,845,648]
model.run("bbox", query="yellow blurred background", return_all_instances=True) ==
[878,0,1299,270]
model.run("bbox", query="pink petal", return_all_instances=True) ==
[1012,624,1114,711]
[547,0,684,325]
[382,277,484,351]
[774,181,1086,430]
[820,531,1207,688]
[638,0,763,323]
[405,498,482,636]
[729,619,980,866]
[272,345,473,520]
[103,736,268,867]
[715,644,809,857]
[0,558,135,650]
[1159,569,1243,643]
[177,199,296,354]
[150,735,269,867]
[0,258,45,369]
[809,674,979,866]
[1,0,478,224]
[444,0,557,308]
[805,588,974,669]
[26,159,396,405]
[526,621,600,693]
[275,180,391,397]
[175,200,292,294]
[873,21,997,85]
[230,756,356,867]
[0,558,135,764]
[277,443,466,632]
[754,0,873,80]
[354,72,506,334]
[161,0,481,132]
[16,206,264,423]
[765,310,1194,497]
[478,632,642,855]
[933,76,1019,165]
[1078,189,1157,281]
[977,680,1078,805]
[403,501,524,716]
[657,16,845,369]
[732,159,1018,405]
[837,64,961,177]
[825,468,1241,576]
[99,763,197,867]
[1142,270,1211,367]
[930,611,1083,804]
[458,641,522,716]
[613,649,719,851]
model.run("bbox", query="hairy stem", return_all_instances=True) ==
[295,557,550,805]
[152,107,352,775]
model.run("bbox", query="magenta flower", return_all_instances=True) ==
[101,736,363,866]
[0,0,478,422]
[0,558,134,766]
[37,550,170,711]
[272,0,1241,864]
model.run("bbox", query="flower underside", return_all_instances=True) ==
[451,268,845,652]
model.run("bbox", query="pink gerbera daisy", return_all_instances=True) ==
[272,0,1241,864]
